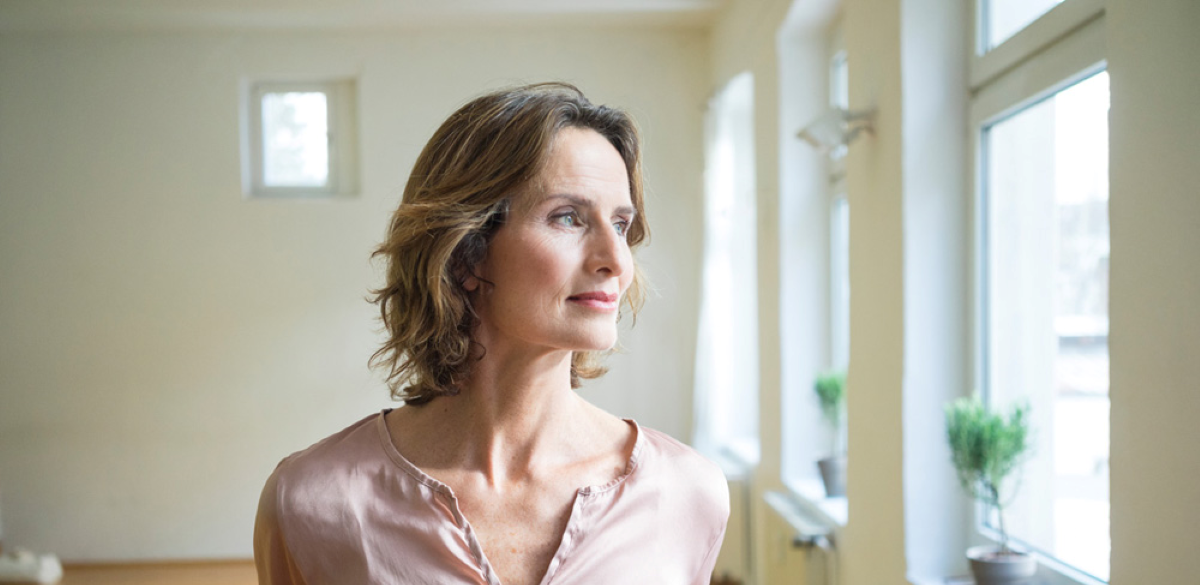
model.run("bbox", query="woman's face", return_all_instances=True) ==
[471,127,636,358]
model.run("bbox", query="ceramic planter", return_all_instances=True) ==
[817,455,846,497]
[966,545,1037,584]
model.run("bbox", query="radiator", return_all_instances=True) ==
[761,491,835,585]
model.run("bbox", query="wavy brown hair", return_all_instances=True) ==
[369,82,649,406]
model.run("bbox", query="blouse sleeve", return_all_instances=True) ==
[693,462,731,585]
[694,519,728,585]
[254,467,308,585]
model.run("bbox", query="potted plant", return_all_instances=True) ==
[944,397,1035,584]
[814,369,847,497]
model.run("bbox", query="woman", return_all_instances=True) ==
[255,83,729,585]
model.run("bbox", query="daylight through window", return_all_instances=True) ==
[981,69,1110,582]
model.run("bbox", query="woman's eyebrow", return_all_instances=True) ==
[546,194,636,217]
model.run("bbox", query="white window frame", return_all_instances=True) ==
[241,79,358,199]
[971,0,1104,87]
[968,1,1108,583]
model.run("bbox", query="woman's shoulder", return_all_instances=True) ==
[632,423,730,514]
[276,412,384,473]
[261,412,392,512]
[635,424,725,479]
[255,411,427,581]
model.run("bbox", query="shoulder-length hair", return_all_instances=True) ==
[369,82,649,406]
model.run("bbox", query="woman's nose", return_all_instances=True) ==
[587,224,630,276]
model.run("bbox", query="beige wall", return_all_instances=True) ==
[1108,0,1200,582]
[0,26,708,560]
[839,0,909,580]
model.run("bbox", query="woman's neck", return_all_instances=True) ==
[393,348,594,488]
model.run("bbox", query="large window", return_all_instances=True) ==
[981,68,1109,582]
[972,0,1108,581]
[780,26,850,522]
[694,72,759,465]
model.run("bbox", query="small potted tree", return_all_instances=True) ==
[944,397,1035,584]
[814,369,847,497]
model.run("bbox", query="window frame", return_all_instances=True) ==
[970,0,1105,88]
[968,3,1109,583]
[241,79,358,199]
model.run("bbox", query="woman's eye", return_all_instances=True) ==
[552,211,581,227]
[614,220,630,238]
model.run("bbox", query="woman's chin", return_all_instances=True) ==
[571,331,619,352]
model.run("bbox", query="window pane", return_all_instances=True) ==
[829,52,850,162]
[984,0,1064,50]
[830,51,849,111]
[830,51,850,370]
[831,196,850,371]
[983,70,1109,581]
[262,91,329,187]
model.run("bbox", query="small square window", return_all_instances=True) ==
[242,80,358,198]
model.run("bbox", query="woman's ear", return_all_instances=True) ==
[463,273,480,292]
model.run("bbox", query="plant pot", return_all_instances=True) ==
[966,545,1036,584]
[816,455,846,497]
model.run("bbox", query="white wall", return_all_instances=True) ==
[0,25,708,561]
[896,0,969,579]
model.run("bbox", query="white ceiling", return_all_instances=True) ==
[0,0,727,31]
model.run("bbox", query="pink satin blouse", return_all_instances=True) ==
[254,411,729,584]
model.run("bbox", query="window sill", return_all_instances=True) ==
[702,439,759,481]
[763,491,835,548]
[910,574,1090,585]
[785,477,847,528]
[701,440,757,482]
[908,549,1107,585]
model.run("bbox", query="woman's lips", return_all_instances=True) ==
[567,291,619,311]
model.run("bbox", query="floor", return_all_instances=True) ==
[61,561,256,585]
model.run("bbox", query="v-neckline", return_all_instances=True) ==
[375,410,644,585]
